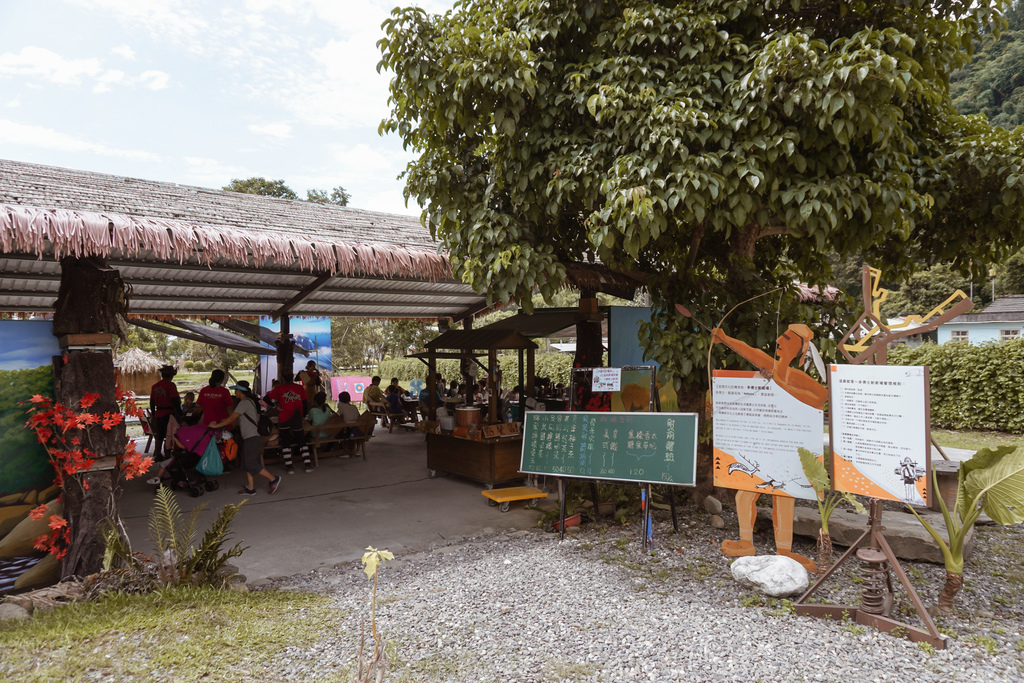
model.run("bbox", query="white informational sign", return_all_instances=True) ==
[829,364,929,505]
[592,367,622,392]
[712,371,824,500]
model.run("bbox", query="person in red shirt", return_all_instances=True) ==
[149,365,181,460]
[266,373,312,474]
[196,369,234,426]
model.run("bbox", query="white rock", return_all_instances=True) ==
[730,555,808,597]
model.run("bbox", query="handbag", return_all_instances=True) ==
[196,437,224,477]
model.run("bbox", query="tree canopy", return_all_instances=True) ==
[951,1,1024,129]
[381,0,1024,387]
[307,186,352,206]
[223,177,298,199]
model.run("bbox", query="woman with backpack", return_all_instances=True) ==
[208,380,281,496]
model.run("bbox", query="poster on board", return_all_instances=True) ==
[829,364,930,505]
[592,367,622,392]
[0,320,61,594]
[712,370,823,500]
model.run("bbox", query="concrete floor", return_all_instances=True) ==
[119,427,545,581]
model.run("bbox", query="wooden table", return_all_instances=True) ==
[425,432,524,487]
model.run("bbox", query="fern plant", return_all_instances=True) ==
[101,485,247,589]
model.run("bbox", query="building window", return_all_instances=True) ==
[951,330,969,342]
[1000,329,1020,341]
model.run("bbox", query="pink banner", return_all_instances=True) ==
[331,375,372,402]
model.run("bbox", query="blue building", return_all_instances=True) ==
[938,295,1024,344]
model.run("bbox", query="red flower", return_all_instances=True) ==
[79,393,101,409]
[48,515,67,530]
[29,394,48,403]
[28,504,48,521]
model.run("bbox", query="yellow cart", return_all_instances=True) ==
[481,486,548,513]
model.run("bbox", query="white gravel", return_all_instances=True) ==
[258,508,1024,682]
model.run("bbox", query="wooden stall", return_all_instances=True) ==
[410,328,537,486]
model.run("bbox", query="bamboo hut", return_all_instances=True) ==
[115,348,165,396]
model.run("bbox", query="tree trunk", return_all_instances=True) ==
[52,256,129,579]
[937,571,964,615]
[816,529,833,574]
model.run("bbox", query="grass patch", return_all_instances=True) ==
[0,586,347,682]
[931,429,1024,453]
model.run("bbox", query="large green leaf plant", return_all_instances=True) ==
[907,446,1024,614]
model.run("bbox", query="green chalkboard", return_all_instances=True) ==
[520,411,698,486]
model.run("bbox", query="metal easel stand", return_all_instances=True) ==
[794,498,948,649]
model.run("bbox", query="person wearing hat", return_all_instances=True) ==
[149,365,181,461]
[208,380,281,496]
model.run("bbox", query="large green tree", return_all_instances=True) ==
[380,0,1024,492]
[307,186,352,206]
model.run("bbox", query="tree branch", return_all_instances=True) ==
[756,226,789,239]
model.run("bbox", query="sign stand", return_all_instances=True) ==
[794,499,947,649]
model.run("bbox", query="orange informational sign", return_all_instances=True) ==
[829,364,930,505]
[712,370,824,500]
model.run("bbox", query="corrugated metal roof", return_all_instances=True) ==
[426,328,538,351]
[947,295,1024,324]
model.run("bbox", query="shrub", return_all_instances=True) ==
[183,361,195,371]
[375,352,574,388]
[889,340,1024,432]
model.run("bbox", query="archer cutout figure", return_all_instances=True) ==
[711,323,826,574]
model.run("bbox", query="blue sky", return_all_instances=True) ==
[0,0,453,216]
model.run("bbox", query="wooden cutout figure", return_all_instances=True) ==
[711,324,826,573]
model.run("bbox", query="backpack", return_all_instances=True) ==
[220,438,238,462]
[242,399,273,436]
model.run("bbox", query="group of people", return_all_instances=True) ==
[146,360,338,497]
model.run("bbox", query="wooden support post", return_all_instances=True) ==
[51,256,129,579]
[277,315,294,383]
[488,348,498,424]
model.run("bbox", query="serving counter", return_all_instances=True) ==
[425,431,524,487]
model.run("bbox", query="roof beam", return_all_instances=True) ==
[274,274,333,322]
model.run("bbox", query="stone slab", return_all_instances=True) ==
[756,506,973,565]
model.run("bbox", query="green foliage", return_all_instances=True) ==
[0,366,56,497]
[880,263,983,317]
[951,1,1024,130]
[375,352,574,387]
[307,186,352,206]
[798,447,866,535]
[102,485,247,588]
[995,248,1024,295]
[380,0,1024,397]
[890,340,1024,432]
[908,446,1024,576]
[223,177,298,199]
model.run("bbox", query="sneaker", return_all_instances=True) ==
[268,476,281,495]
[304,463,313,473]
[238,487,256,496]
[286,465,295,475]
[146,476,161,486]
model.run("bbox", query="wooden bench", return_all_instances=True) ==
[367,400,418,432]
[304,412,375,461]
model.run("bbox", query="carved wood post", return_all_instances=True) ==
[51,256,129,579]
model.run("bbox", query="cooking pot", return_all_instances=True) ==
[455,405,481,428]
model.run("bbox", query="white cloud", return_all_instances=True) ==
[247,122,293,139]
[6,96,20,108]
[0,119,162,161]
[139,70,170,90]
[0,46,102,85]
[66,0,209,47]
[111,44,136,60]
[92,69,125,93]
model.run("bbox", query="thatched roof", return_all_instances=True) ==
[116,347,164,375]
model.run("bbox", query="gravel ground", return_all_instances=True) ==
[257,503,1024,682]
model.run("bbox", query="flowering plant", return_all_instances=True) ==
[21,387,152,559]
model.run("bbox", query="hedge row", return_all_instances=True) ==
[889,340,1024,433]
[376,352,575,388]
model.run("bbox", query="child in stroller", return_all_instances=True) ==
[145,423,221,497]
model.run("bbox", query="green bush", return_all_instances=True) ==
[889,340,1024,432]
[183,361,195,371]
[375,352,575,388]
